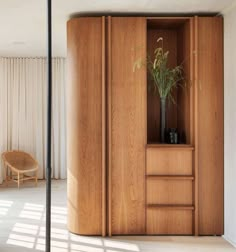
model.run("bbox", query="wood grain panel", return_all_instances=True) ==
[193,16,199,236]
[109,17,146,235]
[146,147,193,175]
[147,208,193,234]
[147,178,193,205]
[197,17,224,235]
[107,15,112,237]
[177,20,191,144]
[147,29,178,143]
[101,16,106,237]
[67,17,103,235]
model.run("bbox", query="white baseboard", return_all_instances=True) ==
[223,235,236,248]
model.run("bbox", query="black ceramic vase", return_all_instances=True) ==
[160,97,166,143]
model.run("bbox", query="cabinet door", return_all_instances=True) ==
[108,17,146,235]
[67,17,105,235]
[197,17,224,235]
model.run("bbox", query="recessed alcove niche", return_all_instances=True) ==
[147,18,192,144]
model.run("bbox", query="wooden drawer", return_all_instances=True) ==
[146,208,193,235]
[146,178,193,205]
[146,147,193,175]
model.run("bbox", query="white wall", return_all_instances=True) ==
[224,4,236,247]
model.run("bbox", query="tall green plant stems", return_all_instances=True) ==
[134,37,184,103]
[134,37,185,143]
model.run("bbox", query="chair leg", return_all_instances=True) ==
[5,165,8,186]
[35,171,38,187]
[18,172,20,189]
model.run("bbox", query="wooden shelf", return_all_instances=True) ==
[146,175,194,180]
[147,204,194,210]
[146,144,194,150]
[146,18,191,29]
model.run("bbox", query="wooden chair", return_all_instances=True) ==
[1,150,38,188]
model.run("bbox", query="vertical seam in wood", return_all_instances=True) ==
[190,17,194,235]
[194,15,199,236]
[190,18,194,146]
[221,17,225,234]
[144,17,147,235]
[108,16,112,237]
[101,16,106,237]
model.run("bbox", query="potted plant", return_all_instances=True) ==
[134,37,184,143]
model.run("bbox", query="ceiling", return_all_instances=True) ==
[0,0,234,57]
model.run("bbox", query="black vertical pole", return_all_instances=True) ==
[46,0,52,251]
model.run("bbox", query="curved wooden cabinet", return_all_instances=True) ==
[67,17,104,235]
[67,16,224,236]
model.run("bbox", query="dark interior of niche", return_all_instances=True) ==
[146,18,191,144]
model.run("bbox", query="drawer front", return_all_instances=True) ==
[146,148,193,175]
[147,179,193,205]
[147,208,193,235]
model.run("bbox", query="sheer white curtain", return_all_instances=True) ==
[0,58,66,184]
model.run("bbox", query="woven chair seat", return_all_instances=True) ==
[2,150,39,188]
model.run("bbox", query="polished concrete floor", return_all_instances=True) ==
[0,180,235,252]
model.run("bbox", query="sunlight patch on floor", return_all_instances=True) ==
[6,220,140,252]
[1,181,233,252]
[0,200,13,216]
